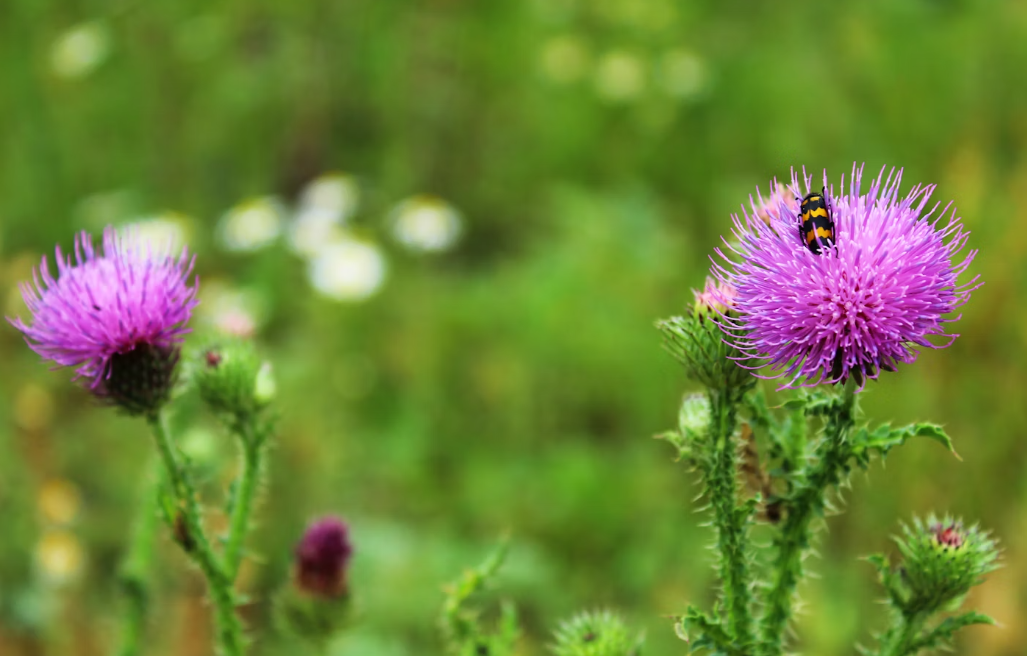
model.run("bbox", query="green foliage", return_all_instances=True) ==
[756,385,860,656]
[441,539,520,656]
[276,590,353,652]
[656,316,756,394]
[551,609,643,656]
[850,424,959,469]
[659,376,986,656]
[0,1,1021,654]
[867,517,999,656]
[675,607,734,655]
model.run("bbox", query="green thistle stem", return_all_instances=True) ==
[115,459,160,656]
[707,389,754,648]
[879,611,926,656]
[148,412,245,656]
[758,385,857,656]
[224,418,265,581]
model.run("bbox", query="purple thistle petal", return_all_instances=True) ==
[712,164,981,390]
[8,226,199,398]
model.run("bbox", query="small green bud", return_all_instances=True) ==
[551,610,643,656]
[678,392,710,441]
[894,515,1000,614]
[658,279,755,393]
[254,361,276,404]
[658,393,709,461]
[191,338,271,419]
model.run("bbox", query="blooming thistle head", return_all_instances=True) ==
[9,227,198,416]
[711,164,981,389]
[294,516,353,599]
[754,182,799,227]
[658,278,755,394]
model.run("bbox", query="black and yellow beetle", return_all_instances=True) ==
[797,188,835,254]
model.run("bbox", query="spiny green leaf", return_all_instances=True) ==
[906,611,995,653]
[850,422,960,470]
[676,607,733,653]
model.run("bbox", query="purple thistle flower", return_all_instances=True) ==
[8,226,198,414]
[295,516,353,598]
[711,164,981,389]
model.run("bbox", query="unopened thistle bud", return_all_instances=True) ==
[895,515,999,614]
[658,393,709,462]
[551,609,643,656]
[657,278,755,393]
[278,516,355,646]
[294,516,353,599]
[193,338,273,419]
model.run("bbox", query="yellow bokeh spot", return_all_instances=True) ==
[38,479,82,526]
[14,383,55,432]
[35,530,85,584]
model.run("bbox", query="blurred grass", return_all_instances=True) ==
[2,0,1027,654]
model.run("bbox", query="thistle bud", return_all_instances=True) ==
[658,393,709,462]
[551,609,643,656]
[278,516,355,645]
[294,516,353,599]
[192,338,272,419]
[894,515,999,614]
[657,279,754,393]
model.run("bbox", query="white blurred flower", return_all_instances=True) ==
[390,196,462,253]
[594,50,646,102]
[288,174,360,257]
[199,282,268,337]
[308,238,387,302]
[218,197,283,252]
[539,35,589,84]
[659,49,708,100]
[122,212,191,252]
[301,173,360,218]
[51,21,111,79]
[35,530,84,586]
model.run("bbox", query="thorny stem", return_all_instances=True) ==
[148,411,245,656]
[224,417,266,581]
[757,384,857,656]
[707,389,754,649]
[879,610,927,656]
[115,459,160,656]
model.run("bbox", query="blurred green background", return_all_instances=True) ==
[2,0,1026,654]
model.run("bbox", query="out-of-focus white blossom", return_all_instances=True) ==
[218,197,283,252]
[289,174,360,257]
[122,212,191,252]
[308,238,387,302]
[51,21,111,79]
[390,196,462,253]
